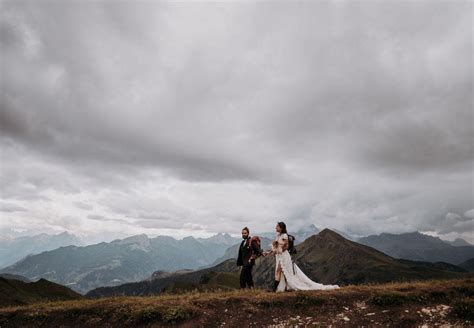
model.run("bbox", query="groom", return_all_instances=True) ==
[237,227,263,289]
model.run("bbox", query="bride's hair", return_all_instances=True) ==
[277,221,287,234]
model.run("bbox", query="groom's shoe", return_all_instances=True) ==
[273,280,279,292]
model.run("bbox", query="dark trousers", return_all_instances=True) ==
[240,265,254,288]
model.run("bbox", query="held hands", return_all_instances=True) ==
[271,240,281,254]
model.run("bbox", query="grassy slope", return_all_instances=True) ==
[87,259,239,298]
[0,278,83,307]
[0,278,473,327]
[460,258,474,272]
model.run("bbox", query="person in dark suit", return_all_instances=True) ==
[236,227,263,288]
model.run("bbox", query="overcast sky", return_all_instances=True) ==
[0,0,472,243]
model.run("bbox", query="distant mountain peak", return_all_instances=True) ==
[358,231,474,265]
[122,233,148,240]
[197,233,240,245]
[447,238,471,247]
[317,228,345,239]
[112,234,150,250]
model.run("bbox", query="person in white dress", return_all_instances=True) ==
[265,222,340,292]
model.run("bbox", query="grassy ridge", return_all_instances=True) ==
[0,278,83,308]
[1,278,473,327]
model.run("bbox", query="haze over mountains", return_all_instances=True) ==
[0,233,238,294]
[1,225,472,294]
[86,229,471,298]
[0,232,82,268]
[358,232,474,265]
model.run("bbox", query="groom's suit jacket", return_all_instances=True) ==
[236,237,262,267]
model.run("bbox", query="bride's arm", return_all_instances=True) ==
[264,240,279,255]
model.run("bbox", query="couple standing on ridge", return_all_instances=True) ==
[237,222,340,292]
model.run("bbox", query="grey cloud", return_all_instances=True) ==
[1,1,469,182]
[438,212,474,234]
[465,209,474,220]
[87,214,125,224]
[134,219,188,230]
[0,1,472,240]
[134,213,176,222]
[73,202,93,211]
[0,202,26,212]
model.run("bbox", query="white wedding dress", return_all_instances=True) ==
[273,233,340,292]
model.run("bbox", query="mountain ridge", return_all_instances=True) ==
[87,229,471,298]
[0,277,83,307]
[358,231,474,265]
[0,232,82,268]
[0,234,240,293]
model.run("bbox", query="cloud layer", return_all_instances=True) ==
[0,1,472,241]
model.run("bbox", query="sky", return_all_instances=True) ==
[0,0,473,243]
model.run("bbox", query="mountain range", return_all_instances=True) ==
[0,234,238,294]
[357,231,474,265]
[2,226,472,295]
[254,229,469,287]
[0,225,319,294]
[0,232,82,268]
[447,238,472,247]
[205,224,322,267]
[86,229,471,297]
[196,233,241,245]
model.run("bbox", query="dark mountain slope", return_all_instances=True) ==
[87,259,238,298]
[0,277,83,307]
[253,229,470,287]
[458,258,474,272]
[358,232,474,265]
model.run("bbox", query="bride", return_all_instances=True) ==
[265,222,340,292]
